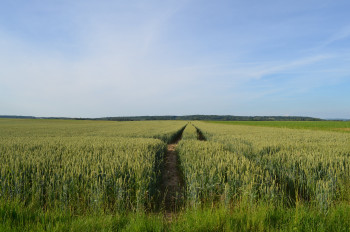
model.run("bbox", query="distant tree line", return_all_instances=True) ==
[0,115,324,121]
[98,115,323,121]
[0,115,36,119]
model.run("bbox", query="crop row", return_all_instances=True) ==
[3,119,349,213]
[178,124,278,207]
[177,122,350,210]
[0,120,187,213]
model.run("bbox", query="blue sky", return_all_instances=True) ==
[1,0,350,118]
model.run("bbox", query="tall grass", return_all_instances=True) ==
[191,121,350,209]
[2,200,350,231]
[0,119,187,213]
[2,119,350,230]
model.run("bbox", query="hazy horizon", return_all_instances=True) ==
[1,1,350,118]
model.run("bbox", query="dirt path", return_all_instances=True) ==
[161,136,185,218]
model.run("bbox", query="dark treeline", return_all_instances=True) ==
[0,115,323,121]
[99,115,322,121]
[0,115,36,119]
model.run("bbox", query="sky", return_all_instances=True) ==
[1,0,350,118]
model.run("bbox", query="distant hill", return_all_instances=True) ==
[0,115,323,121]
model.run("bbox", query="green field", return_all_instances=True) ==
[1,119,350,231]
[207,120,350,132]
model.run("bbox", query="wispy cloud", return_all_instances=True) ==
[229,55,331,80]
[320,25,350,48]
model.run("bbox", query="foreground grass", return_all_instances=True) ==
[2,201,350,232]
[206,120,350,132]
